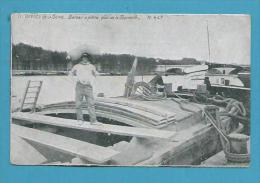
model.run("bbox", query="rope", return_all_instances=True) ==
[204,110,230,144]
[170,97,196,114]
[129,81,167,101]
[193,93,247,117]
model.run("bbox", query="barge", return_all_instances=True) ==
[12,97,238,166]
[11,59,248,166]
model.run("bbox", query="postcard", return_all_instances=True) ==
[10,13,250,167]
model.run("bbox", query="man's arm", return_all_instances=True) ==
[68,65,78,83]
[69,65,77,76]
[92,65,99,77]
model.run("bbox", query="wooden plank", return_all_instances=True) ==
[11,124,119,164]
[11,134,47,165]
[97,102,167,122]
[38,108,154,128]
[41,102,173,126]
[12,112,177,140]
[97,98,173,117]
[211,84,250,91]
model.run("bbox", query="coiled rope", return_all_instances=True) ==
[193,93,246,117]
[129,81,167,101]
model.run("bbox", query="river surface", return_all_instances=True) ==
[11,75,156,109]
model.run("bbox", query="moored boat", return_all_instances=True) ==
[11,59,249,166]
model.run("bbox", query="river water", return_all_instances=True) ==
[11,75,155,109]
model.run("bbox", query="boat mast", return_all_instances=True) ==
[206,21,211,63]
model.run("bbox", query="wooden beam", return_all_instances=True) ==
[211,84,250,91]
[11,124,120,164]
[12,112,176,140]
[11,134,47,165]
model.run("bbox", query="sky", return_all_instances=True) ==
[11,13,250,65]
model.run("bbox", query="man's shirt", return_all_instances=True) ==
[70,63,97,86]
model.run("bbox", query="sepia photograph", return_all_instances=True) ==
[10,13,250,166]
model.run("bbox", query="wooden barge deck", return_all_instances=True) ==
[11,97,237,166]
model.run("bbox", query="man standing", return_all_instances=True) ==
[69,52,99,125]
[204,76,212,94]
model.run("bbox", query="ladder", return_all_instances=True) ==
[20,80,43,112]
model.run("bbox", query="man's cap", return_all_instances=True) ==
[81,52,91,58]
[68,44,100,61]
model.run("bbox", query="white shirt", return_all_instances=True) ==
[70,63,97,86]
